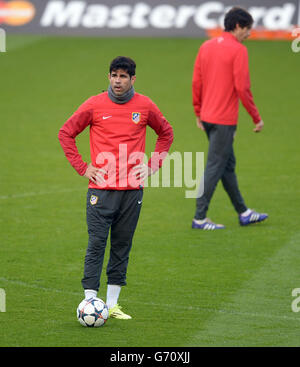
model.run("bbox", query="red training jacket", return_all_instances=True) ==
[192,31,261,125]
[58,91,174,190]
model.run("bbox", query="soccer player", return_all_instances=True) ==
[192,7,268,230]
[58,56,173,318]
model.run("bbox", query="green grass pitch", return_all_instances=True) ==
[0,34,300,347]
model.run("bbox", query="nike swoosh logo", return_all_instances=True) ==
[138,200,142,204]
[103,116,112,120]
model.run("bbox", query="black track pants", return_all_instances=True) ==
[81,188,143,291]
[195,122,247,220]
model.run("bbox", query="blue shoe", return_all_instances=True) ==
[239,210,268,226]
[192,218,225,230]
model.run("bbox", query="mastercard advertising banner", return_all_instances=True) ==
[0,0,299,39]
[0,1,35,26]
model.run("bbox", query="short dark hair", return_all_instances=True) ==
[109,56,136,77]
[224,7,253,32]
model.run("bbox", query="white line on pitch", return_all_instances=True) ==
[1,277,299,323]
[0,187,84,200]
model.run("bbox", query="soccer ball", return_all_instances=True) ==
[77,297,109,327]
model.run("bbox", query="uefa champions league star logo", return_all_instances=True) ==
[0,28,6,52]
[0,288,6,312]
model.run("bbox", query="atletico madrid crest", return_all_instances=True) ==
[90,195,98,205]
[132,112,141,124]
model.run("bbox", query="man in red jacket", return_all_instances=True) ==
[192,7,268,230]
[58,56,173,318]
